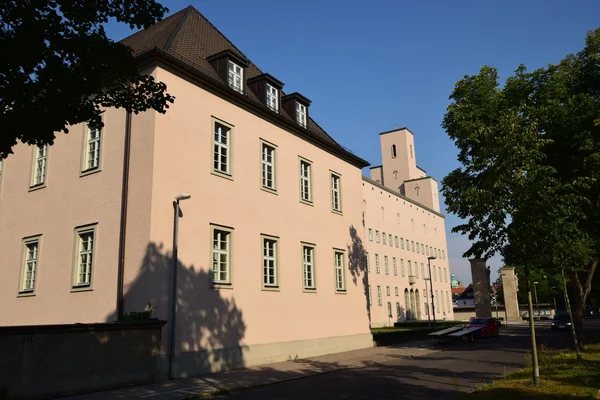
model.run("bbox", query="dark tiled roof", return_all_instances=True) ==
[121,6,368,167]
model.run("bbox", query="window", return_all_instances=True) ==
[302,244,316,290]
[368,229,373,241]
[262,236,278,288]
[434,248,438,258]
[266,84,278,112]
[421,244,424,254]
[368,285,372,305]
[414,262,419,278]
[435,290,439,311]
[377,286,382,306]
[421,263,425,279]
[384,256,389,275]
[391,144,397,158]
[31,144,48,187]
[74,227,95,288]
[393,257,397,276]
[387,302,392,317]
[401,238,404,249]
[20,238,40,293]
[401,259,405,277]
[386,286,390,296]
[83,124,101,172]
[426,245,429,256]
[411,241,415,252]
[382,233,387,245]
[211,226,232,285]
[213,121,231,176]
[366,252,370,272]
[410,144,413,158]
[408,260,412,276]
[331,173,342,212]
[334,250,346,292]
[388,234,392,246]
[395,287,399,296]
[433,266,437,282]
[396,302,401,319]
[416,242,420,254]
[444,268,447,283]
[228,60,243,93]
[375,254,380,274]
[442,250,446,260]
[375,231,380,243]
[261,142,276,191]
[395,236,399,248]
[296,102,307,128]
[439,267,442,282]
[299,159,312,203]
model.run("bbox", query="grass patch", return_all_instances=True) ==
[456,338,600,399]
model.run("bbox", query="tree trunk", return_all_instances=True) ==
[569,260,598,350]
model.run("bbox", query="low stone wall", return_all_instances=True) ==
[0,320,166,400]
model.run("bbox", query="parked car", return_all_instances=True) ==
[466,317,499,338]
[551,313,572,331]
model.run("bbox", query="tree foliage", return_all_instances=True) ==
[0,0,175,157]
[442,28,600,345]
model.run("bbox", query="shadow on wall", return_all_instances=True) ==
[106,242,247,377]
[347,225,371,324]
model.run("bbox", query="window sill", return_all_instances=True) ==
[80,167,102,178]
[260,186,278,196]
[211,282,233,290]
[17,291,36,298]
[331,209,343,216]
[262,286,280,292]
[211,170,234,181]
[28,183,46,192]
[299,199,314,207]
[335,290,347,295]
[302,288,317,294]
[71,285,93,293]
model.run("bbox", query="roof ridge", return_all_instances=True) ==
[118,6,188,45]
[163,6,193,52]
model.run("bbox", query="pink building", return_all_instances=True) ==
[0,6,452,377]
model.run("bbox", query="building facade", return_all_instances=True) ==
[363,128,453,327]
[0,6,452,376]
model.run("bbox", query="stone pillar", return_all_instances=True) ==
[470,258,492,318]
[501,266,521,321]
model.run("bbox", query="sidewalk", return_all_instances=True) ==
[63,340,439,400]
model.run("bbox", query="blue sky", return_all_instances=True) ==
[108,0,600,284]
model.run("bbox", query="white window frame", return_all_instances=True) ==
[393,257,397,276]
[30,144,48,188]
[72,224,97,290]
[211,224,233,287]
[299,157,312,204]
[368,229,373,241]
[368,285,372,305]
[366,252,370,272]
[382,232,387,245]
[433,266,437,281]
[228,60,244,93]
[386,286,390,296]
[375,231,380,243]
[266,84,278,112]
[330,171,342,213]
[401,259,405,277]
[401,238,404,249]
[426,245,429,256]
[302,243,316,291]
[411,241,415,252]
[212,119,234,178]
[421,244,424,254]
[395,287,399,296]
[375,254,380,274]
[82,122,102,173]
[421,263,425,279]
[395,236,399,248]
[262,235,279,289]
[377,285,382,306]
[334,250,346,292]
[415,262,419,278]
[384,256,389,275]
[416,242,420,254]
[19,236,41,295]
[388,234,392,247]
[260,140,277,192]
[296,102,307,128]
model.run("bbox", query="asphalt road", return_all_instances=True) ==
[223,322,598,400]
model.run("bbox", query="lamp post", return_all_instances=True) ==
[169,193,191,380]
[533,281,539,320]
[427,256,437,329]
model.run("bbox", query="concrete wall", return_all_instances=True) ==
[0,321,165,400]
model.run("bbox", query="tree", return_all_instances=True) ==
[442,28,600,350]
[0,0,175,157]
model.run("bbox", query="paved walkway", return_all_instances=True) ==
[64,340,439,400]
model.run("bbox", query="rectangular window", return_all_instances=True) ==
[74,227,95,287]
[416,242,420,254]
[83,124,101,171]
[433,266,437,282]
[302,244,316,290]
[411,241,415,252]
[334,250,346,292]
[421,263,425,279]
[442,250,446,260]
[211,226,232,285]
[366,252,370,272]
[296,102,307,128]
[262,236,278,288]
[395,287,399,296]
[415,261,419,277]
[444,268,447,283]
[330,172,342,212]
[299,159,312,203]
[421,244,424,254]
[434,248,438,258]
[368,229,373,241]
[408,260,412,276]
[396,302,401,319]
[376,231,380,243]
[401,238,404,249]
[435,290,439,311]
[228,60,243,93]
[213,121,231,176]
[377,285,382,306]
[375,254,380,274]
[393,257,397,276]
[386,286,390,296]
[395,236,399,248]
[384,256,389,275]
[382,232,387,245]
[388,234,392,246]
[401,259,405,277]
[387,301,392,317]
[266,84,278,112]
[20,238,40,293]
[261,142,276,191]
[426,245,429,256]
[368,285,372,305]
[31,144,48,187]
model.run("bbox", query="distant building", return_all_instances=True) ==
[453,284,474,307]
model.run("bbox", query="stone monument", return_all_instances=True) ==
[500,266,521,321]
[469,258,492,317]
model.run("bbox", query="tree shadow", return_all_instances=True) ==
[347,225,371,324]
[106,242,246,378]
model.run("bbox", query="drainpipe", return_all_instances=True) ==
[116,111,132,320]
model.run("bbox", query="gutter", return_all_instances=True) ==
[117,111,132,319]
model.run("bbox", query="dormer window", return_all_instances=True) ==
[296,102,307,128]
[228,61,243,93]
[266,84,278,112]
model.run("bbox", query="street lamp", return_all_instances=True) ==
[533,281,539,320]
[427,256,437,329]
[169,193,191,380]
